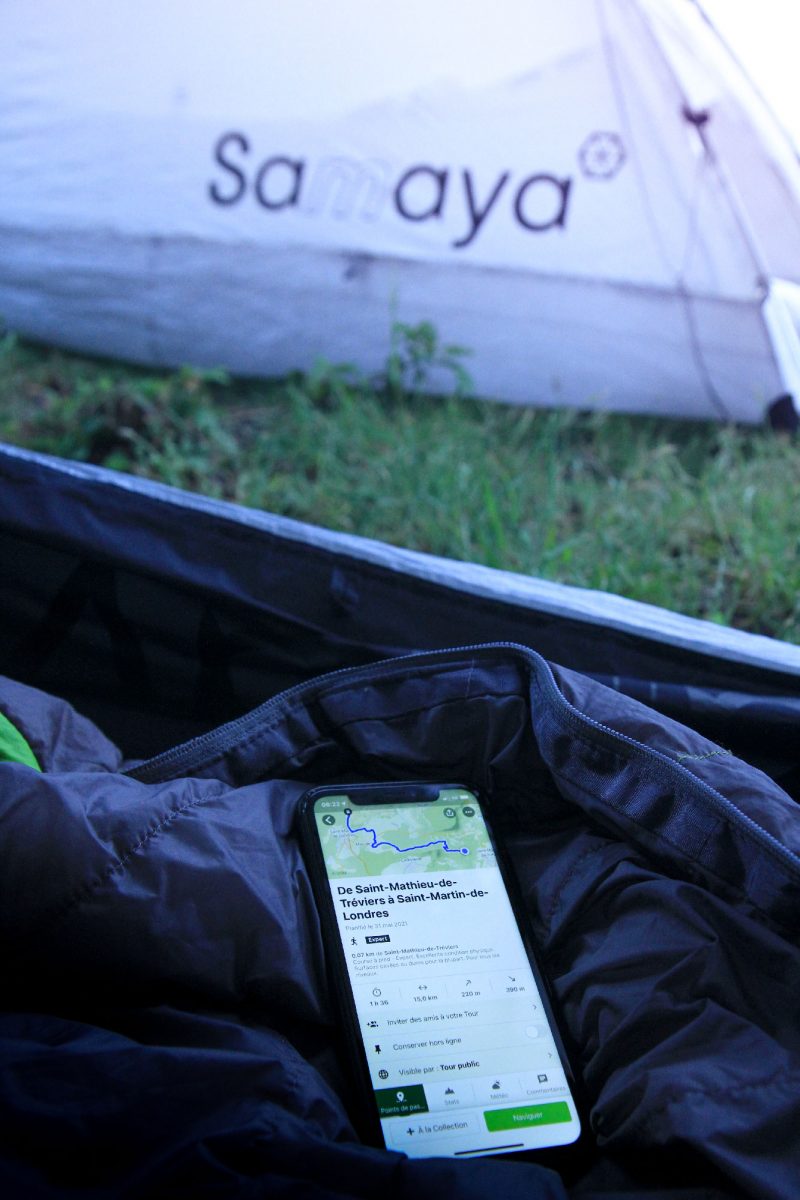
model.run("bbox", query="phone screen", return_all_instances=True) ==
[310,785,582,1159]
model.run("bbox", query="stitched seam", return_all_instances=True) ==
[546,841,611,936]
[536,672,798,867]
[616,1066,800,1141]
[675,748,732,764]
[546,708,800,879]
[169,690,521,786]
[464,659,476,699]
[551,767,797,937]
[35,789,222,939]
[156,687,520,780]
[149,671,798,922]
[133,650,527,782]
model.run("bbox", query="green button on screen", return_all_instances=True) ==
[375,1084,428,1118]
[484,1101,571,1132]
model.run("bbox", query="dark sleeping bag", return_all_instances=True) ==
[1,644,798,1199]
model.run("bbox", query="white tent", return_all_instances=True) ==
[2,0,800,422]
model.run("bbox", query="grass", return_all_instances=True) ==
[1,326,799,644]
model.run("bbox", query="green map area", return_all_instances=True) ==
[316,793,496,879]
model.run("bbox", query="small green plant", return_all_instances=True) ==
[284,321,473,412]
[382,320,473,402]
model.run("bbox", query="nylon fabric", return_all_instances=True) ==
[3,445,799,796]
[0,647,798,1197]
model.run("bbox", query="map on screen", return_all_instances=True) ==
[315,791,497,878]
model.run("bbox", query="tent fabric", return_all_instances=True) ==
[2,0,800,420]
[1,643,799,1198]
[1,442,799,800]
[0,439,796,796]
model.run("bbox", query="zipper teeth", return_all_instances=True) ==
[539,668,800,871]
[127,642,800,874]
[127,642,512,781]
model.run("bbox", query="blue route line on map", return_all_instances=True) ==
[344,809,469,855]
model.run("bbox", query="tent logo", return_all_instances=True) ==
[208,130,627,249]
[578,132,626,180]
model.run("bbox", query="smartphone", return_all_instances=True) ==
[298,781,585,1161]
